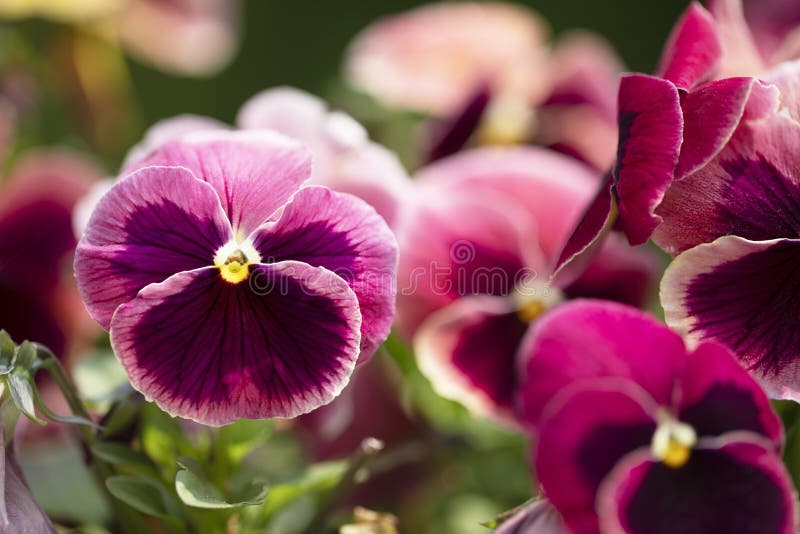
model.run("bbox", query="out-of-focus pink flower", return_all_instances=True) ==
[395,147,660,425]
[0,150,102,361]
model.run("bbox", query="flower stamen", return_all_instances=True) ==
[214,239,261,284]
[651,415,697,468]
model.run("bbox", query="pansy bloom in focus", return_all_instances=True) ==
[396,147,658,424]
[75,130,398,425]
[518,300,797,534]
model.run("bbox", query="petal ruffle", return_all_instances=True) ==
[661,235,800,401]
[677,341,783,446]
[535,383,657,534]
[110,263,362,425]
[518,300,686,427]
[128,130,311,236]
[414,296,527,424]
[252,186,397,362]
[655,3,722,90]
[122,114,231,168]
[598,438,797,534]
[75,166,233,330]
[613,74,683,245]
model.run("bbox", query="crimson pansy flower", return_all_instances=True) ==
[75,130,397,425]
[518,300,797,534]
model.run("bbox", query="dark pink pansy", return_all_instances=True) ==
[518,300,795,534]
[396,147,658,424]
[75,130,397,425]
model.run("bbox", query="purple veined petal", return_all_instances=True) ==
[654,113,800,254]
[236,86,329,142]
[122,114,231,169]
[110,262,362,425]
[517,300,687,428]
[661,236,800,401]
[534,382,658,534]
[675,77,756,180]
[128,129,312,237]
[597,436,798,534]
[424,82,491,163]
[75,165,233,330]
[613,74,683,246]
[707,0,767,77]
[494,499,567,534]
[251,186,397,363]
[676,341,783,447]
[563,232,660,309]
[655,3,723,90]
[414,295,527,425]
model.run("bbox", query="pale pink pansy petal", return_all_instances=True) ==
[75,166,233,330]
[110,262,362,426]
[414,295,526,425]
[251,186,397,363]
[708,0,768,76]
[236,86,329,144]
[763,59,800,124]
[661,236,800,402]
[613,74,683,245]
[127,129,312,236]
[344,2,549,116]
[655,2,722,89]
[494,499,567,534]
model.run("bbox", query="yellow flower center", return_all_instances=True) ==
[651,415,697,469]
[214,239,261,285]
[477,96,536,146]
[513,280,564,323]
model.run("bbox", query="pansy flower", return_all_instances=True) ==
[518,300,797,534]
[396,146,659,424]
[74,130,397,425]
[343,2,623,171]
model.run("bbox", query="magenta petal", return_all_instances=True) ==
[425,82,490,163]
[75,166,232,330]
[655,3,722,89]
[613,74,683,245]
[661,236,800,401]
[518,300,686,427]
[251,186,397,362]
[494,500,566,534]
[129,130,312,236]
[110,263,362,425]
[535,383,657,534]
[675,77,754,180]
[598,439,798,534]
[1,434,56,533]
[414,296,526,424]
[677,341,783,446]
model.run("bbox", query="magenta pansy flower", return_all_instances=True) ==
[396,147,658,424]
[518,300,797,534]
[74,130,397,425]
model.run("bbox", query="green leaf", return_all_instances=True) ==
[261,461,347,519]
[106,475,181,519]
[141,403,186,472]
[72,350,131,405]
[32,386,100,429]
[0,330,15,375]
[5,343,44,424]
[91,442,152,470]
[223,419,273,463]
[175,456,267,509]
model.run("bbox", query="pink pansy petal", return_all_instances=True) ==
[661,236,800,401]
[344,2,549,116]
[110,263,362,426]
[252,186,397,363]
[414,296,526,424]
[654,113,800,254]
[75,166,232,330]
[535,382,658,534]
[677,341,783,446]
[763,60,800,124]
[236,86,329,143]
[707,0,767,77]
[674,77,755,180]
[494,500,567,534]
[655,2,722,89]
[122,114,231,168]
[517,300,686,428]
[425,82,491,163]
[129,130,312,236]
[613,74,683,245]
[117,0,240,76]
[742,0,800,59]
[598,438,797,534]
[414,146,598,261]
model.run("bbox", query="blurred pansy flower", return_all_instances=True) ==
[0,0,240,76]
[74,130,398,425]
[396,147,658,424]
[518,300,797,534]
[345,2,623,171]
[0,150,101,361]
[96,87,410,231]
